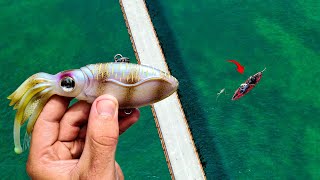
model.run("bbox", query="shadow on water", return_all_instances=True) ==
[145,0,228,178]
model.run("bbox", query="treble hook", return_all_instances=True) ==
[114,54,130,63]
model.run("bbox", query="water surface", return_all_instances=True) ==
[0,1,169,179]
[146,0,320,179]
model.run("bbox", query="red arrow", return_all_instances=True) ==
[227,60,245,74]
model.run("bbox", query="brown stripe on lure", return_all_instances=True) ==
[7,54,178,154]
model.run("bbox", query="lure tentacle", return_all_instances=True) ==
[26,88,53,134]
[8,73,55,154]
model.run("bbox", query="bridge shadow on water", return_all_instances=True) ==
[144,1,229,178]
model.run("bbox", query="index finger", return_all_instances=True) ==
[29,95,70,154]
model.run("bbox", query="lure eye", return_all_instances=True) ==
[60,76,75,92]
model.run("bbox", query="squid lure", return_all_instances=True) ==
[8,54,179,154]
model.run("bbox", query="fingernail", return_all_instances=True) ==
[96,99,116,117]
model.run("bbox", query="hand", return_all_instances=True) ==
[26,94,140,179]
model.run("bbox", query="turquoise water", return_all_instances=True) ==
[146,0,320,179]
[0,0,169,179]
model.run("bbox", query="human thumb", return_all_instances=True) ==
[79,94,119,179]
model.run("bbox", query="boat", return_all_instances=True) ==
[232,67,266,100]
